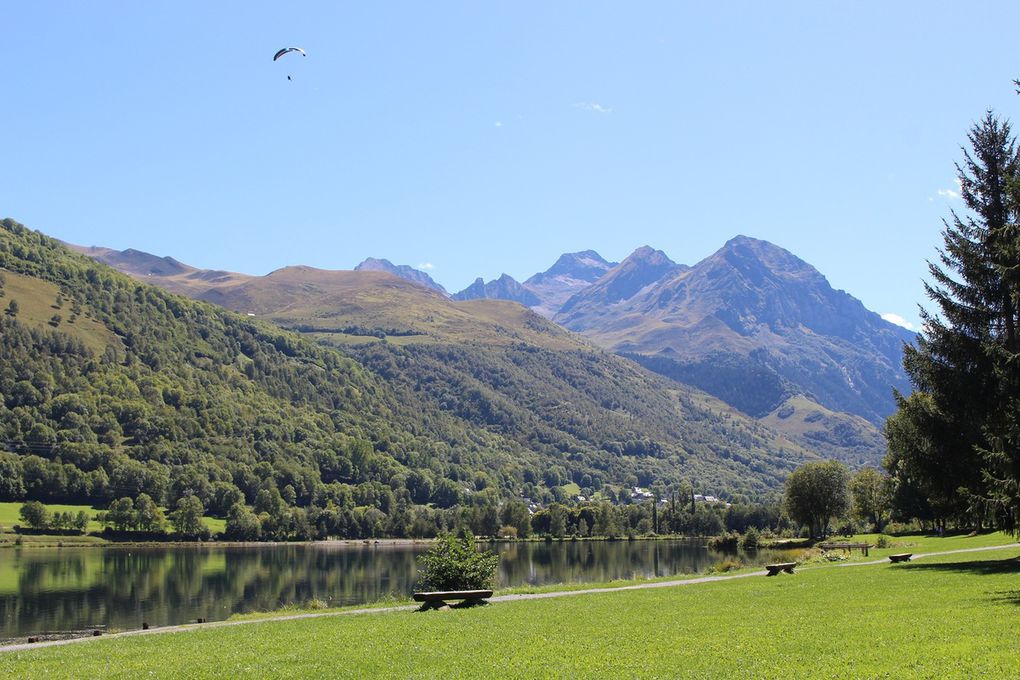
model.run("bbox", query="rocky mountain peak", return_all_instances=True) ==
[452,274,540,306]
[529,250,616,285]
[354,258,448,295]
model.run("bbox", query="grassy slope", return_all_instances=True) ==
[761,395,887,467]
[197,266,583,349]
[3,539,1018,678]
[1,271,119,356]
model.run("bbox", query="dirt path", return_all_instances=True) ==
[3,542,1016,654]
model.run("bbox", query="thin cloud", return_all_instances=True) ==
[494,121,503,128]
[881,313,916,331]
[417,263,435,271]
[937,178,962,200]
[573,102,612,114]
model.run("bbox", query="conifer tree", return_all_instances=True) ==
[887,112,1020,532]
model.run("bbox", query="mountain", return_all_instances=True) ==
[52,225,822,498]
[452,274,540,307]
[523,250,617,317]
[354,257,447,295]
[557,236,915,427]
[69,245,193,277]
[557,246,686,319]
[65,243,248,296]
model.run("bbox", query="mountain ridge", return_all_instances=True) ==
[556,235,914,425]
[67,233,906,462]
[353,257,448,295]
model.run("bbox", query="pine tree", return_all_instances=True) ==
[887,112,1020,532]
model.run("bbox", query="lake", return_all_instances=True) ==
[0,539,797,642]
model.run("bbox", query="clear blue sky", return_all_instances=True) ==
[4,1,1020,329]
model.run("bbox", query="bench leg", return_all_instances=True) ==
[418,600,447,612]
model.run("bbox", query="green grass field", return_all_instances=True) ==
[0,502,105,534]
[2,539,1017,678]
[0,502,225,543]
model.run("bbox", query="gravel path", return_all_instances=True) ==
[2,542,1016,654]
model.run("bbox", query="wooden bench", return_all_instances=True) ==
[764,562,797,576]
[888,553,912,563]
[412,590,493,611]
[818,542,871,556]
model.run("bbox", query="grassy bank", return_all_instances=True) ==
[2,539,1017,678]
[0,502,225,546]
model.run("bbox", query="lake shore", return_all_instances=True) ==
[2,539,1018,677]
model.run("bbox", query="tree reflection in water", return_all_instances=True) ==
[0,540,794,641]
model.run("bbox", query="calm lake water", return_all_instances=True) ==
[0,540,796,642]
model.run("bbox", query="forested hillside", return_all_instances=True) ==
[71,237,817,496]
[0,219,817,538]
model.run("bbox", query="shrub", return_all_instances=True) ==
[883,522,915,536]
[416,533,500,591]
[740,527,760,551]
[710,558,742,573]
[876,535,890,549]
[496,525,518,540]
[708,531,739,550]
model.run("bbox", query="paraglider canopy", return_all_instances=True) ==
[273,47,307,61]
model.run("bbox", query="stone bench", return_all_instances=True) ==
[888,553,912,563]
[764,562,797,576]
[412,590,493,611]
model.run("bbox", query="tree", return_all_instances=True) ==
[886,111,1020,533]
[849,467,892,531]
[72,510,89,533]
[783,460,850,539]
[134,493,167,533]
[548,503,568,539]
[104,497,136,531]
[500,499,532,538]
[225,502,262,541]
[170,495,209,538]
[0,454,26,500]
[415,533,500,591]
[18,501,50,529]
[5,299,18,317]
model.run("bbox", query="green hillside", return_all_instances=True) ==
[87,238,819,495]
[0,219,816,539]
[760,395,885,467]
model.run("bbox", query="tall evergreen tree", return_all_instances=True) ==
[886,112,1020,532]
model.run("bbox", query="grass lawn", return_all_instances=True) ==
[2,543,1018,678]
[0,502,225,543]
[0,502,105,534]
[796,531,1014,565]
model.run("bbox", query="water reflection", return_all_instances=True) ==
[0,540,795,641]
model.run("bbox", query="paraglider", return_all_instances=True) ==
[273,47,306,61]
[274,47,306,81]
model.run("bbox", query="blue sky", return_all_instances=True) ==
[3,2,1020,329]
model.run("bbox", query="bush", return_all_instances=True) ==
[416,533,500,591]
[496,525,518,540]
[876,535,890,549]
[740,527,760,551]
[883,522,916,536]
[710,558,742,573]
[708,531,739,550]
